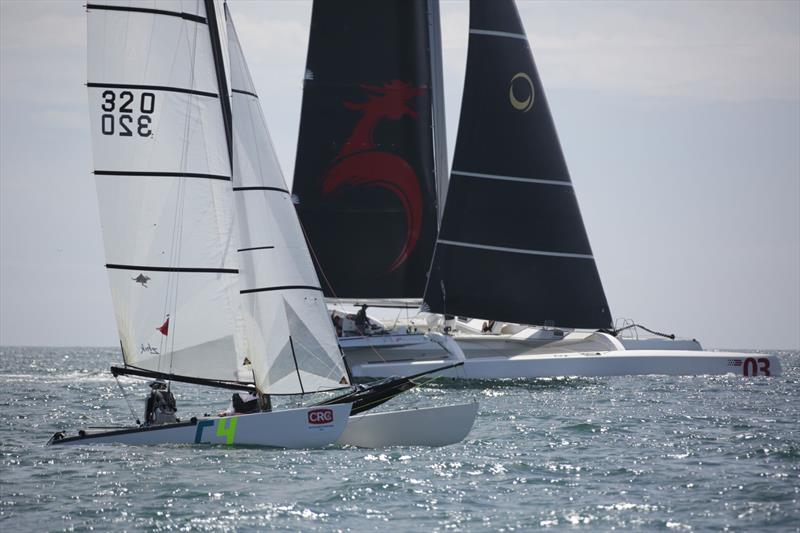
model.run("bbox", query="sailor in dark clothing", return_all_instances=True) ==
[143,380,178,426]
[218,391,272,416]
[355,304,368,334]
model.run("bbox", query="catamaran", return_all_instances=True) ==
[290,0,782,380]
[49,0,477,447]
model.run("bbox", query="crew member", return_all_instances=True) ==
[355,304,369,334]
[143,380,178,426]
[218,391,272,416]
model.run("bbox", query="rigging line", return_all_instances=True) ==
[114,375,141,426]
[611,323,676,340]
[165,7,202,374]
[287,335,343,384]
[288,336,305,394]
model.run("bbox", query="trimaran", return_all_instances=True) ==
[49,0,477,447]
[291,0,782,380]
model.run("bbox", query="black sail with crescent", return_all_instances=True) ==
[291,0,439,299]
[423,0,612,329]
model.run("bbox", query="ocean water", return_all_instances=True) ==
[0,347,798,531]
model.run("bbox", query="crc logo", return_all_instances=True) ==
[308,408,334,425]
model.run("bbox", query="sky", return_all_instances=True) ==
[1,0,798,350]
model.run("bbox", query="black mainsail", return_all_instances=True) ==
[424,0,612,329]
[291,0,442,299]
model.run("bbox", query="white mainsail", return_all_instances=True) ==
[87,1,245,382]
[225,7,350,394]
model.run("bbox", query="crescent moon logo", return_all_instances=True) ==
[509,72,534,112]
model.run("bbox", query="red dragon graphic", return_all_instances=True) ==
[321,80,426,273]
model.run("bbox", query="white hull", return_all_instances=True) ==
[343,331,782,379]
[353,350,781,379]
[337,402,478,447]
[49,404,352,448]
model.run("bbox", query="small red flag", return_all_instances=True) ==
[157,316,169,336]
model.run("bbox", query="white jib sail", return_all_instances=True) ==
[225,8,350,395]
[87,1,246,382]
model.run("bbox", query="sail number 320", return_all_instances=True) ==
[100,90,154,137]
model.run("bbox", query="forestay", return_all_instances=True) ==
[225,7,350,394]
[424,0,612,329]
[87,0,245,382]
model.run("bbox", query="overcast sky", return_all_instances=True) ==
[1,0,798,350]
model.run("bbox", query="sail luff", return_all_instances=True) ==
[423,0,612,329]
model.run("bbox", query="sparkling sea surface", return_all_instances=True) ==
[0,347,798,531]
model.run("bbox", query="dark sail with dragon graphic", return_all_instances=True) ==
[291,0,440,299]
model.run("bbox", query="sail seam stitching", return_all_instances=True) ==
[469,29,527,40]
[437,240,594,259]
[87,83,217,98]
[85,4,207,24]
[452,170,573,187]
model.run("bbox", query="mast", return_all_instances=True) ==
[427,0,449,226]
[205,0,233,163]
[423,0,612,329]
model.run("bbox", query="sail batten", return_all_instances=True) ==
[451,170,573,187]
[86,3,208,24]
[423,0,611,329]
[469,29,527,40]
[105,264,238,274]
[94,171,231,181]
[86,82,218,98]
[436,240,595,260]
